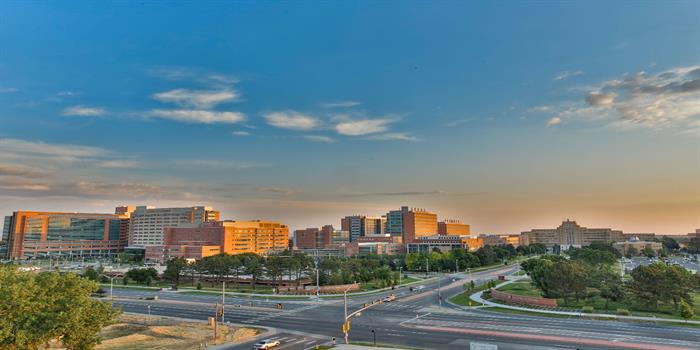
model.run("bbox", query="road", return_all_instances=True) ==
[111,264,700,350]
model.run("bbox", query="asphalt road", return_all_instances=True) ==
[111,264,700,350]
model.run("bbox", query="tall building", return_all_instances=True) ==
[3,211,130,259]
[438,219,470,235]
[386,206,409,237]
[520,219,624,249]
[128,205,219,247]
[145,220,288,261]
[341,215,385,242]
[402,208,438,243]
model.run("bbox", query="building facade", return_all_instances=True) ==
[144,220,288,261]
[520,219,624,249]
[385,206,409,237]
[613,237,663,256]
[3,211,130,259]
[340,215,386,242]
[406,235,483,253]
[128,205,219,247]
[437,219,471,236]
[402,208,438,243]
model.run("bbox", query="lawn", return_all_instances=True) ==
[496,282,542,298]
[447,279,497,307]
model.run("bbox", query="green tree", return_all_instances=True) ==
[82,267,100,282]
[125,268,158,285]
[540,260,587,305]
[680,301,695,321]
[625,246,638,258]
[661,237,680,251]
[642,247,656,258]
[163,257,188,286]
[0,265,119,350]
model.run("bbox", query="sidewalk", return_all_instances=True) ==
[469,281,700,325]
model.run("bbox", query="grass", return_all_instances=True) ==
[447,279,497,307]
[488,280,700,321]
[350,341,423,349]
[496,282,543,298]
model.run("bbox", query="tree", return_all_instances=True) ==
[163,257,188,286]
[625,246,638,258]
[540,260,587,305]
[687,237,700,254]
[680,301,695,321]
[0,265,119,350]
[661,236,680,251]
[125,268,158,285]
[82,267,100,282]
[569,247,617,266]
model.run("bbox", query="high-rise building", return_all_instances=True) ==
[520,219,624,249]
[438,219,470,235]
[386,206,409,237]
[402,208,438,243]
[3,211,130,259]
[341,215,385,242]
[128,205,219,247]
[144,220,288,261]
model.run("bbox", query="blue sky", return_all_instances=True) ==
[0,1,698,234]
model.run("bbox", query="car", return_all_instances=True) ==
[253,339,281,350]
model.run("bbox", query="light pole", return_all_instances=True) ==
[221,281,226,323]
[399,266,402,285]
[315,259,320,300]
[455,259,459,273]
[343,288,349,344]
[110,276,114,300]
[371,329,376,347]
[437,271,442,309]
[425,258,429,276]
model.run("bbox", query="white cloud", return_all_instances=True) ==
[264,111,319,131]
[152,88,239,108]
[150,109,245,124]
[368,132,421,142]
[232,131,251,136]
[320,101,361,108]
[528,106,553,113]
[542,65,700,130]
[335,118,393,136]
[0,87,18,93]
[96,160,142,169]
[554,70,583,81]
[179,159,267,170]
[0,138,107,160]
[547,117,562,127]
[148,67,238,85]
[62,105,106,117]
[303,135,335,143]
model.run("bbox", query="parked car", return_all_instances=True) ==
[253,339,281,350]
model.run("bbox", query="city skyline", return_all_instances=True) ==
[1,1,699,235]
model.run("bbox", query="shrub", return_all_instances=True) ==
[196,282,202,290]
[582,306,594,313]
[482,290,492,299]
[122,277,129,286]
[616,308,630,316]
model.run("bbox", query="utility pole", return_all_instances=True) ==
[221,281,226,323]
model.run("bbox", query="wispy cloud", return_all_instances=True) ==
[319,101,361,108]
[554,70,583,81]
[148,67,238,86]
[96,160,142,169]
[303,135,335,143]
[0,87,18,93]
[0,164,45,178]
[368,132,421,142]
[152,88,239,108]
[264,111,319,131]
[255,187,300,195]
[149,109,245,124]
[62,105,106,117]
[444,118,475,127]
[541,65,700,131]
[232,131,251,136]
[0,138,107,161]
[334,118,393,136]
[178,159,268,170]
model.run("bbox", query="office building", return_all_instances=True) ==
[613,237,663,256]
[402,208,438,243]
[386,206,409,237]
[438,219,470,235]
[341,215,385,242]
[144,220,288,261]
[3,210,130,259]
[406,235,483,253]
[520,219,624,249]
[128,205,219,247]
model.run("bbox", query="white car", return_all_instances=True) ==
[253,339,281,350]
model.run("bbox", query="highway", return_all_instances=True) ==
[111,265,700,350]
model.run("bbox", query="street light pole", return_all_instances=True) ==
[455,259,459,273]
[222,281,226,323]
[344,289,349,344]
[110,276,114,300]
[371,329,376,347]
[437,272,442,309]
[399,266,402,285]
[315,259,320,300]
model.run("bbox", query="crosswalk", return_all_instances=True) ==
[241,304,321,324]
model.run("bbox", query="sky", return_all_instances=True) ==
[0,1,699,235]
